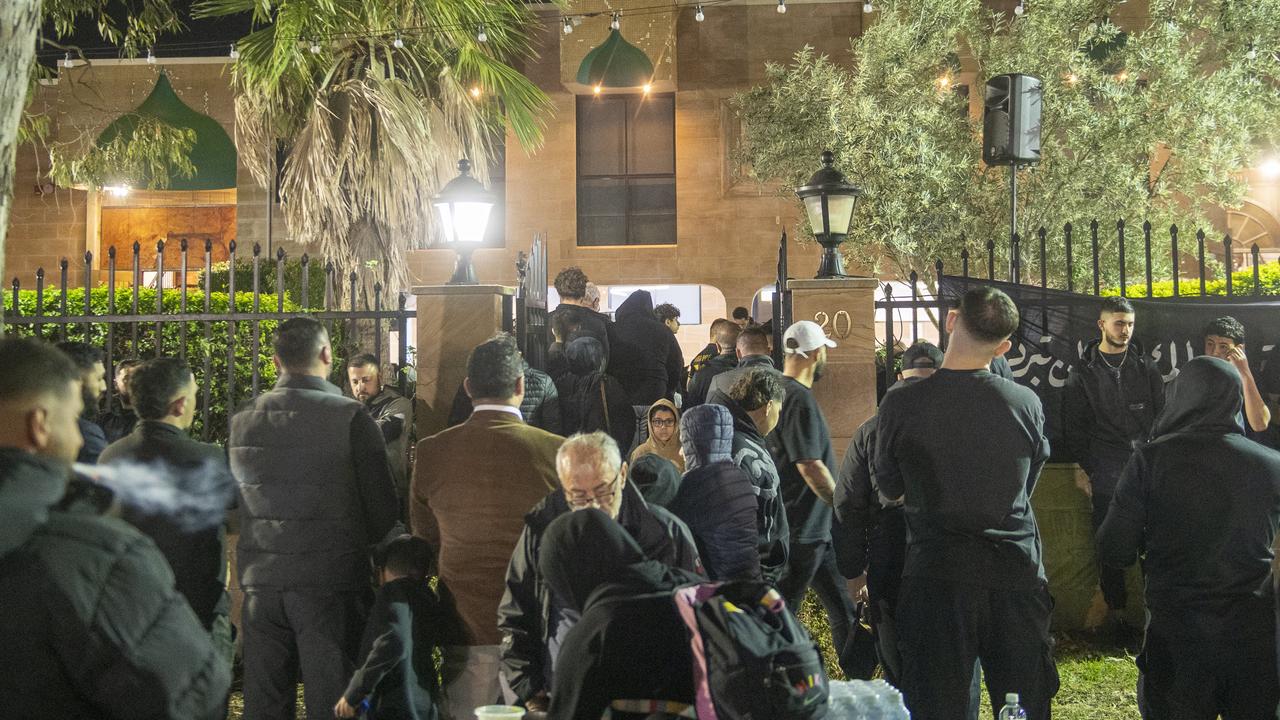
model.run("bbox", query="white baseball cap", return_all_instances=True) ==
[782,320,837,358]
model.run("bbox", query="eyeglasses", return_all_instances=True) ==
[565,469,623,509]
[650,418,677,428]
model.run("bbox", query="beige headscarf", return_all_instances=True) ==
[628,398,684,472]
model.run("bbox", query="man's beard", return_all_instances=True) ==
[813,358,827,382]
[1104,332,1131,350]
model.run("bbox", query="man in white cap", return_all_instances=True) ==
[768,320,859,675]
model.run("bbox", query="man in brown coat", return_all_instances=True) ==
[411,334,563,719]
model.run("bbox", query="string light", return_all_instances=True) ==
[695,5,705,22]
[1247,44,1258,60]
[1065,72,1078,84]
[393,33,404,49]
[1115,70,1129,82]
[937,75,951,89]
[777,0,787,14]
[309,39,321,54]
[61,51,73,69]
[470,86,482,98]
[1014,0,1025,16]
[642,83,652,94]
[863,2,874,13]
[611,12,621,30]
[146,47,156,64]
[563,17,574,34]
[593,84,602,95]
[477,24,487,43]
[229,43,239,60]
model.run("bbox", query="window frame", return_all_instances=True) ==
[575,92,677,247]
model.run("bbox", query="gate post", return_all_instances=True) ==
[412,284,516,438]
[785,277,879,460]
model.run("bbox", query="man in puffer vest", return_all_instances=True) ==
[231,318,400,720]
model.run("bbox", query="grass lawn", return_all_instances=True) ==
[225,597,1140,719]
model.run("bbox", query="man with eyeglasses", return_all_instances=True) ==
[498,432,701,713]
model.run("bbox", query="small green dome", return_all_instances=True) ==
[576,29,655,89]
[96,73,238,191]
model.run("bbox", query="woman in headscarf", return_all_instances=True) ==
[542,509,700,720]
[1096,356,1280,719]
[629,399,684,472]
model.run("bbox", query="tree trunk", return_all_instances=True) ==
[0,0,41,327]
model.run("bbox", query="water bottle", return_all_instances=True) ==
[998,693,1028,720]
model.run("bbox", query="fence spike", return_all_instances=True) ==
[205,237,213,252]
[277,247,286,261]
[180,237,189,252]
[253,242,262,257]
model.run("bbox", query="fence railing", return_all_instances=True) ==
[515,233,549,371]
[875,220,1279,394]
[3,239,413,442]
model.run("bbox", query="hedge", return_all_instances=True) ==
[1103,261,1280,298]
[198,258,331,310]
[3,287,351,444]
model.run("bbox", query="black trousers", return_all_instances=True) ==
[779,539,861,678]
[897,575,1059,720]
[1090,490,1128,611]
[1137,600,1278,720]
[241,589,366,720]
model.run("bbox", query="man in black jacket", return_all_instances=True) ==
[710,368,789,584]
[99,357,236,655]
[1097,356,1280,718]
[707,326,778,400]
[1063,296,1165,637]
[685,322,741,408]
[0,338,230,719]
[608,290,684,405]
[547,267,610,360]
[55,341,109,463]
[349,354,416,501]
[230,318,400,720]
[497,431,701,712]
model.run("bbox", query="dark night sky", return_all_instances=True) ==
[37,1,254,66]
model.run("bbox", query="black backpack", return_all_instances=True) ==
[673,581,829,720]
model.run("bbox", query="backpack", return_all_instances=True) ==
[673,581,829,720]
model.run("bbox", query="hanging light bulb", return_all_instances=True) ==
[611,12,621,30]
[695,5,705,22]
[229,43,239,60]
[309,39,321,54]
[593,84,602,95]
[61,51,73,69]
[777,0,787,14]
[393,33,404,49]
[1014,0,1025,16]
[863,2,874,12]
[470,86,482,98]
[146,47,156,64]
[563,17,574,34]
[642,83,652,94]
[1247,44,1258,60]
[477,24,487,43]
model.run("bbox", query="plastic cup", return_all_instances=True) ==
[474,705,525,719]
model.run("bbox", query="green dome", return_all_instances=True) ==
[576,29,655,89]
[96,73,238,191]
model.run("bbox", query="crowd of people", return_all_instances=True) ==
[2,264,1280,720]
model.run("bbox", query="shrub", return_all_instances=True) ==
[1102,261,1280,298]
[198,257,330,309]
[3,287,352,444]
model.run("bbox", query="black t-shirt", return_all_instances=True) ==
[875,369,1050,589]
[768,376,835,543]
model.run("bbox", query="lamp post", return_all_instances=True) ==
[433,158,496,285]
[795,150,861,279]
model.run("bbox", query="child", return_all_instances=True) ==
[334,535,445,720]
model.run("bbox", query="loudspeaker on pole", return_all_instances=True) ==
[983,73,1042,166]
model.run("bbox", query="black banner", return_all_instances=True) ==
[936,276,1280,454]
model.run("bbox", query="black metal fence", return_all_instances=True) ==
[514,233,549,371]
[772,231,795,367]
[876,220,1279,394]
[2,239,412,442]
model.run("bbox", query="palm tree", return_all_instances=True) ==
[195,0,559,296]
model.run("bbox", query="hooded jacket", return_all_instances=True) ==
[1097,356,1280,620]
[607,290,683,405]
[707,353,778,400]
[548,303,611,361]
[1063,338,1166,483]
[0,449,231,719]
[667,404,763,581]
[685,349,739,408]
[628,453,682,508]
[556,337,636,453]
[497,482,702,703]
[708,388,789,584]
[341,576,445,720]
[541,510,700,720]
[629,398,684,472]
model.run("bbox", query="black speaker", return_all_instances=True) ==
[982,73,1042,166]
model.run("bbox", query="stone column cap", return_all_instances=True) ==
[411,284,515,297]
[787,277,880,291]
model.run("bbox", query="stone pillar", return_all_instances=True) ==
[786,277,879,461]
[412,284,514,439]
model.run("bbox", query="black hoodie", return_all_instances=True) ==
[708,388,789,584]
[556,337,636,452]
[1063,338,1166,483]
[542,510,701,720]
[607,290,683,405]
[1097,356,1280,619]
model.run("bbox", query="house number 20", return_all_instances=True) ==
[814,310,853,340]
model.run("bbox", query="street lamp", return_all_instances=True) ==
[795,150,862,279]
[433,158,495,285]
